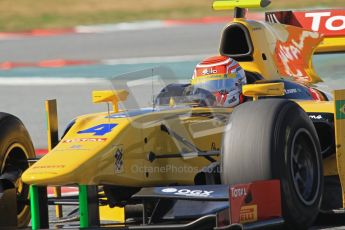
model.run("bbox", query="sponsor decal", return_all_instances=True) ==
[240,205,258,223]
[162,188,214,197]
[215,91,232,106]
[114,147,123,173]
[195,64,227,78]
[227,96,237,104]
[230,181,281,224]
[336,100,345,120]
[210,142,219,151]
[309,88,323,101]
[284,88,298,95]
[274,26,322,83]
[162,188,178,193]
[231,187,247,198]
[63,138,107,143]
[309,114,323,120]
[202,68,218,75]
[33,165,65,169]
[267,10,345,37]
[342,105,345,114]
[78,123,118,136]
[302,11,345,36]
[65,145,90,151]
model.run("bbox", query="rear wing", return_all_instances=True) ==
[266,9,345,53]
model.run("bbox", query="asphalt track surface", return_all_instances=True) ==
[0,21,344,230]
[0,23,223,62]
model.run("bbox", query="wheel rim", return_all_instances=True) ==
[290,128,320,206]
[1,143,30,223]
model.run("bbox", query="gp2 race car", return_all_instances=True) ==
[1,0,345,229]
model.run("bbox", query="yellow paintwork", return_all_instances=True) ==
[296,100,339,177]
[191,73,237,84]
[323,155,338,176]
[45,100,58,152]
[222,19,324,84]
[45,100,63,218]
[213,0,270,10]
[315,37,345,54]
[169,97,176,107]
[92,90,129,113]
[228,19,281,80]
[296,100,334,113]
[22,96,340,191]
[243,83,285,100]
[99,206,124,222]
[22,107,231,186]
[334,90,345,207]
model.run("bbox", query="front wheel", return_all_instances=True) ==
[0,113,35,228]
[221,99,323,229]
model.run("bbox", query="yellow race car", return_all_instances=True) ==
[1,0,345,229]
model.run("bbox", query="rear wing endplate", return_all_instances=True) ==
[266,9,345,53]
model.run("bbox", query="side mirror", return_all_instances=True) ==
[242,82,285,101]
[92,90,128,112]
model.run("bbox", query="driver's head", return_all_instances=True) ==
[191,55,246,107]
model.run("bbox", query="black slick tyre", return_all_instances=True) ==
[0,113,35,228]
[221,99,323,229]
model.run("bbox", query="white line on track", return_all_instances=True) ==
[75,20,166,33]
[0,54,211,85]
[0,77,107,85]
[101,54,212,65]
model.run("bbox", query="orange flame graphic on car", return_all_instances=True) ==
[274,26,323,83]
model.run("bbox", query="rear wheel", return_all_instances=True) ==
[0,113,35,228]
[221,99,323,229]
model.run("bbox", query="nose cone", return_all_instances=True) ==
[22,148,93,186]
[22,167,68,185]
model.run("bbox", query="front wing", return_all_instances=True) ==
[129,180,282,229]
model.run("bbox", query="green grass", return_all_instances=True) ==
[0,0,343,32]
[0,7,215,31]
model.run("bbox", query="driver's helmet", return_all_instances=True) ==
[191,55,246,107]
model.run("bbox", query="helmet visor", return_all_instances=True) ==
[191,76,239,94]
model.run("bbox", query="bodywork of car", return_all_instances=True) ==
[18,0,345,229]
